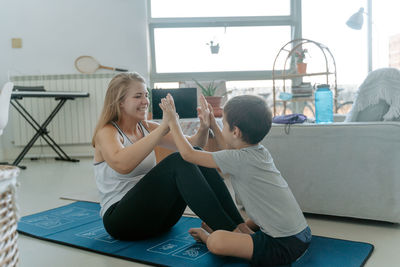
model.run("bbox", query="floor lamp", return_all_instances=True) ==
[346,1,372,73]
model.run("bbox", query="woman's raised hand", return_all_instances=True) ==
[197,94,211,130]
[159,93,179,126]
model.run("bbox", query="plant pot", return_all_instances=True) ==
[297,62,307,74]
[210,44,220,54]
[205,96,223,117]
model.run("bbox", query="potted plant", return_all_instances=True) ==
[207,41,220,54]
[193,79,223,117]
[294,48,308,74]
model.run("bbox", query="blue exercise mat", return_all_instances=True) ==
[18,202,373,267]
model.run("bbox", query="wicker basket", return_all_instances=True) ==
[0,166,20,267]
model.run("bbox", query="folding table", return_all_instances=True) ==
[10,91,89,169]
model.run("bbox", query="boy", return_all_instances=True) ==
[159,94,311,266]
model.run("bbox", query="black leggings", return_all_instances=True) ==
[103,152,244,240]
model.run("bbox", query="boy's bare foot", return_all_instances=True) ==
[189,227,209,243]
[201,222,214,233]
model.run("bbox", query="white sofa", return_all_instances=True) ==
[262,122,400,223]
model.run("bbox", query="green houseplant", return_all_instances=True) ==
[193,79,219,96]
[294,48,308,74]
[192,79,223,117]
[294,48,308,63]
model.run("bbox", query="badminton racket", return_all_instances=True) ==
[74,56,128,74]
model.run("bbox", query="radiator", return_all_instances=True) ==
[10,74,114,146]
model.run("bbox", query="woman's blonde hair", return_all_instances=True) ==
[92,72,146,147]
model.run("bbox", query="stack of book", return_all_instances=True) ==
[291,82,313,98]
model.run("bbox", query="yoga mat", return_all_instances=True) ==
[60,188,100,203]
[60,189,197,216]
[18,202,373,267]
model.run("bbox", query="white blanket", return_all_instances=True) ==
[345,68,400,121]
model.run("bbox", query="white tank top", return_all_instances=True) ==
[94,122,157,217]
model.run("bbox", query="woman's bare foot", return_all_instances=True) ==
[201,222,214,233]
[235,223,254,234]
[189,227,209,243]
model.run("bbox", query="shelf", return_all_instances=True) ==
[272,72,334,79]
[276,97,314,103]
[271,39,337,116]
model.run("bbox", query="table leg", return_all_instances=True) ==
[11,99,80,168]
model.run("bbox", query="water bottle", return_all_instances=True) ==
[314,84,333,124]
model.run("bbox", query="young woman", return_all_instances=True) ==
[92,73,249,240]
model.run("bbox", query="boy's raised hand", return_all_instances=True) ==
[197,94,211,129]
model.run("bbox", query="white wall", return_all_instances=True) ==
[0,0,149,161]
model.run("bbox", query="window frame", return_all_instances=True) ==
[147,0,302,86]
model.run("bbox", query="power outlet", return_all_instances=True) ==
[12,38,22,48]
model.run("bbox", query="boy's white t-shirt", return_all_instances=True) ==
[212,144,308,238]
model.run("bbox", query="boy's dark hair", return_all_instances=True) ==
[223,95,272,144]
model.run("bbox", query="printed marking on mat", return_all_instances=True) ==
[175,232,194,241]
[21,215,73,229]
[49,207,98,219]
[76,226,118,243]
[148,239,191,255]
[172,242,210,260]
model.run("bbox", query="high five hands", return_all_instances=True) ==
[159,93,215,128]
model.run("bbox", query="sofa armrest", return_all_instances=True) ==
[262,122,400,222]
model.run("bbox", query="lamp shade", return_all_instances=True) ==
[346,7,364,30]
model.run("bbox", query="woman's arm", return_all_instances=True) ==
[154,123,209,151]
[185,124,209,148]
[95,122,169,174]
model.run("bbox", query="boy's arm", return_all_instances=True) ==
[186,95,211,148]
[169,120,218,169]
[208,103,227,150]
[210,119,227,150]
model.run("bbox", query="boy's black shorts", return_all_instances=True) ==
[250,228,310,267]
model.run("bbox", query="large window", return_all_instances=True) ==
[372,0,400,70]
[303,0,400,102]
[303,0,400,89]
[148,0,301,84]
[151,0,290,17]
[302,0,368,88]
[154,26,291,73]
